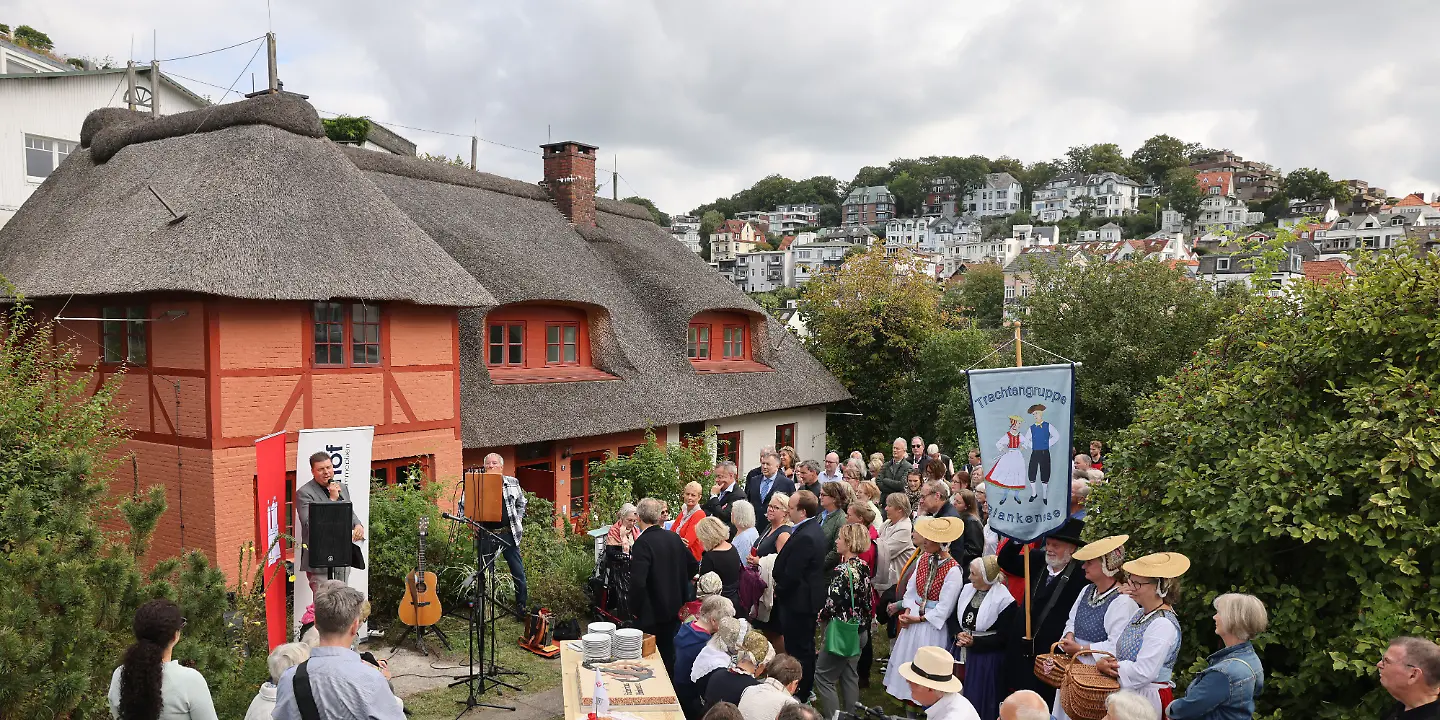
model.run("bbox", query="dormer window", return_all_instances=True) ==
[483,303,615,384]
[688,311,771,373]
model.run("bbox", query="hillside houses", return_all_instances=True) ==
[1030,171,1142,222]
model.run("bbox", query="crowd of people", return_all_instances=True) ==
[101,439,1440,720]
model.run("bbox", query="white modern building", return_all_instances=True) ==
[1030,172,1142,222]
[1,40,209,227]
[768,204,820,235]
[792,241,854,284]
[963,172,1023,217]
[1315,213,1412,253]
[732,250,794,292]
[671,225,702,254]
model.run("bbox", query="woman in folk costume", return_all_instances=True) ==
[952,555,1013,720]
[984,416,1028,506]
[883,517,968,704]
[1095,552,1190,715]
[670,481,709,561]
[1051,535,1140,720]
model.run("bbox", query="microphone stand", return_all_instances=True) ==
[439,512,518,716]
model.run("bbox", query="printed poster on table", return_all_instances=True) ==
[293,426,374,637]
[967,363,1075,543]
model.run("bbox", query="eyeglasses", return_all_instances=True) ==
[911,444,923,449]
[1379,656,1419,670]
[1126,579,1156,587]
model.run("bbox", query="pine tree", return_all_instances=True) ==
[0,300,266,718]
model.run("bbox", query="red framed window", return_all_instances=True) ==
[313,302,382,367]
[371,455,433,487]
[775,423,796,450]
[351,304,381,366]
[722,325,746,359]
[487,322,525,367]
[569,450,607,530]
[717,431,742,467]
[546,322,580,366]
[101,305,148,365]
[688,324,711,360]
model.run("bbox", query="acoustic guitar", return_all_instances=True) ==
[398,516,442,627]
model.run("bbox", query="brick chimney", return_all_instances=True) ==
[540,140,598,227]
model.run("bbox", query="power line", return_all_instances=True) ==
[156,35,265,63]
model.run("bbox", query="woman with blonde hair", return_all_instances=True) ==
[697,516,744,618]
[857,481,884,532]
[814,524,875,720]
[747,492,793,647]
[778,446,797,480]
[1166,593,1268,719]
[670,481,709,561]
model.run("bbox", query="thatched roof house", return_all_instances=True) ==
[0,92,847,549]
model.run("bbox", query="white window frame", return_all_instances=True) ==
[1217,257,1231,271]
[24,133,77,183]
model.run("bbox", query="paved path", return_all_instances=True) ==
[376,643,563,720]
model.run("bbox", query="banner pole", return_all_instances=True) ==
[1012,320,1032,641]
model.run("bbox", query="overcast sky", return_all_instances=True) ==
[17,0,1440,214]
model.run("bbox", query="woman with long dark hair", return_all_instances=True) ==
[108,599,218,720]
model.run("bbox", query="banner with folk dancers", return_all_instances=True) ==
[967,363,1075,543]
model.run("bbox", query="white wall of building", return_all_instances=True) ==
[1,71,207,226]
[674,405,829,471]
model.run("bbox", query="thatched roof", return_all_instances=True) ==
[355,152,849,447]
[0,94,492,307]
[2,93,848,447]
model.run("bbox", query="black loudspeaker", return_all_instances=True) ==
[309,501,353,569]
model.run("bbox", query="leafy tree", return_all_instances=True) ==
[1064,143,1137,178]
[895,326,995,451]
[622,196,670,226]
[1018,259,1241,441]
[0,24,10,37]
[1282,167,1352,204]
[792,176,843,206]
[0,301,267,717]
[818,203,841,228]
[1164,167,1206,223]
[321,116,372,144]
[1131,134,1201,186]
[699,209,725,237]
[1019,160,1063,208]
[887,171,925,217]
[12,25,52,52]
[945,263,1005,329]
[1089,250,1440,718]
[801,245,947,452]
[848,165,891,192]
[988,156,1025,178]
[935,155,992,197]
[420,152,468,167]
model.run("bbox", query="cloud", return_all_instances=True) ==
[18,0,1440,213]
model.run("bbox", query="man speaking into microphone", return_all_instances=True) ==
[295,451,365,595]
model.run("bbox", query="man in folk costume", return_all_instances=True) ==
[995,517,1086,705]
[883,517,967,704]
[1021,404,1060,503]
[898,646,982,720]
[670,481,709,561]
[1050,535,1140,720]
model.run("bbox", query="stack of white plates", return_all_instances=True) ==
[613,628,643,660]
[587,621,617,638]
[582,632,612,662]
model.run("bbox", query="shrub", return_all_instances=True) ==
[366,480,465,625]
[517,495,594,619]
[589,428,714,526]
[321,116,372,144]
[1088,250,1440,718]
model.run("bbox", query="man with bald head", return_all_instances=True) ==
[478,453,529,620]
[997,690,1050,720]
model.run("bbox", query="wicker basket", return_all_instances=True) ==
[1032,641,1071,688]
[1060,650,1120,720]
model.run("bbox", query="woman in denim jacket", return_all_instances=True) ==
[1167,593,1268,720]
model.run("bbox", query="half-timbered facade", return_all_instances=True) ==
[0,93,849,576]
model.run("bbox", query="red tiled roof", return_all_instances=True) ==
[1303,259,1355,285]
[778,235,796,251]
[1394,193,1427,207]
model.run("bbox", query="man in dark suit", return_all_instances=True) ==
[773,489,825,701]
[995,517,1086,705]
[745,447,794,537]
[702,460,743,528]
[629,497,698,677]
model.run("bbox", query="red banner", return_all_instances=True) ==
[255,431,289,651]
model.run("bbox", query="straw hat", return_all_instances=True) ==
[1073,534,1129,561]
[1121,552,1190,579]
[899,646,963,693]
[916,516,966,544]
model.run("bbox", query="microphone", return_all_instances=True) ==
[442,512,463,522]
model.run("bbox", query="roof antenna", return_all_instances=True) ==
[148,184,188,225]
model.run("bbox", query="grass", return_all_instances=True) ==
[386,613,565,720]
